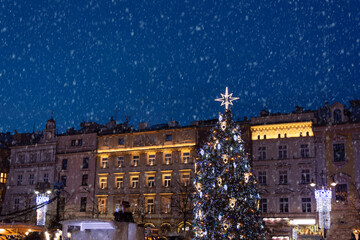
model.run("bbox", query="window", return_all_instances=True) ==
[115,176,124,189]
[71,140,76,146]
[82,158,89,169]
[183,152,190,164]
[98,198,106,214]
[334,109,342,123]
[14,198,20,211]
[302,198,311,213]
[78,139,83,146]
[260,199,267,213]
[118,138,124,145]
[258,171,267,185]
[301,169,310,184]
[278,145,287,159]
[0,173,7,183]
[163,175,171,187]
[166,134,172,141]
[80,197,87,212]
[81,174,88,186]
[164,153,172,165]
[280,198,289,213]
[147,176,155,188]
[279,170,288,185]
[28,174,34,185]
[333,144,345,162]
[99,177,107,189]
[17,175,23,185]
[62,159,68,170]
[181,173,190,186]
[61,175,67,187]
[132,156,139,167]
[161,196,171,214]
[335,184,347,203]
[117,156,124,167]
[101,158,109,168]
[258,147,266,160]
[45,152,51,162]
[300,144,310,158]
[263,135,266,139]
[147,198,155,213]
[131,176,139,188]
[44,173,49,183]
[148,154,155,166]
[17,154,25,163]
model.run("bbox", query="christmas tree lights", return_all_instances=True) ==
[193,88,265,239]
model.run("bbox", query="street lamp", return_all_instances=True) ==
[310,170,336,240]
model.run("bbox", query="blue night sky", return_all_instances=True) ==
[0,0,359,133]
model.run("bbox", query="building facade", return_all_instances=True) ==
[313,101,360,240]
[1,119,58,224]
[95,123,198,238]
[251,109,320,239]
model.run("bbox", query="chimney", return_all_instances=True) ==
[138,122,149,131]
[168,120,179,128]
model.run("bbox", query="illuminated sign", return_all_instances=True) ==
[315,189,332,229]
[36,194,49,226]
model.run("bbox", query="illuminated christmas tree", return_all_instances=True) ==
[193,87,265,239]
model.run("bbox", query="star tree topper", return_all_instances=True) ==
[215,87,239,110]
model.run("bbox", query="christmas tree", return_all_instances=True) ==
[193,87,265,239]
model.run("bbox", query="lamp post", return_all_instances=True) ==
[310,170,336,240]
[35,182,52,226]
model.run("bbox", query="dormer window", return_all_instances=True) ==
[334,109,342,123]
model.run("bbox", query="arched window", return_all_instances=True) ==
[334,109,342,123]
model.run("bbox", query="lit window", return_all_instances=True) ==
[161,196,171,214]
[260,199,267,213]
[280,198,289,213]
[98,198,106,214]
[147,176,155,188]
[333,144,345,162]
[82,158,89,169]
[183,152,190,164]
[300,144,310,158]
[81,174,88,186]
[147,198,155,213]
[148,154,156,166]
[132,156,139,167]
[258,147,266,160]
[101,158,109,168]
[80,197,87,212]
[279,171,288,185]
[278,145,287,159]
[163,175,171,187]
[301,198,311,213]
[131,176,139,188]
[301,169,310,184]
[258,171,267,185]
[181,173,190,186]
[117,156,124,168]
[115,176,124,189]
[164,153,172,165]
[0,173,7,183]
[99,177,108,189]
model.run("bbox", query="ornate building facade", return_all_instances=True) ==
[95,122,198,238]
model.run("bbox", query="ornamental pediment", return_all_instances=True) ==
[274,187,294,194]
